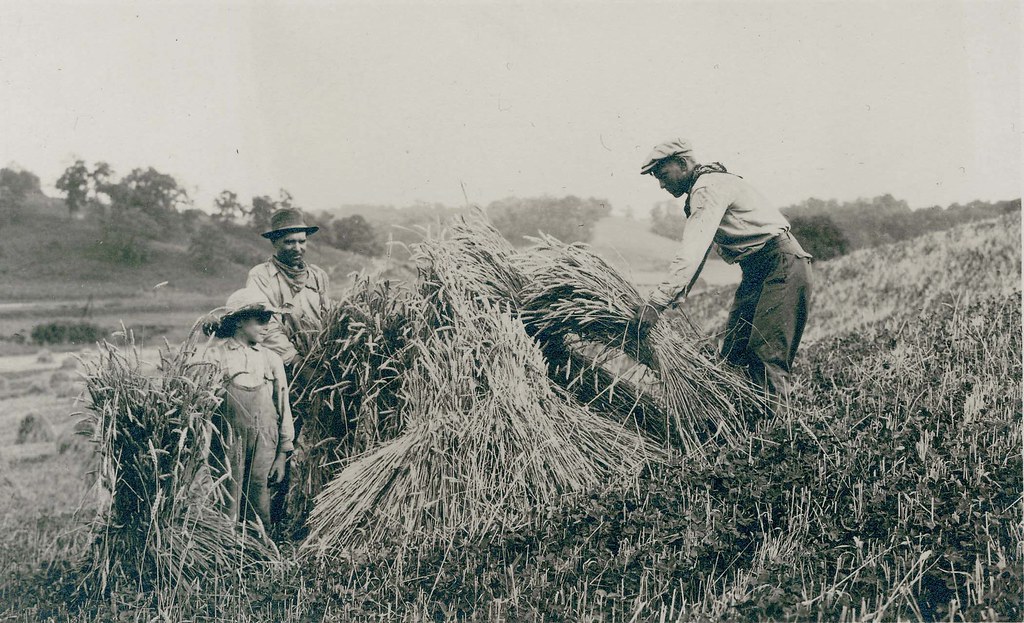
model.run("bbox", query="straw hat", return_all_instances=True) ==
[202,288,285,338]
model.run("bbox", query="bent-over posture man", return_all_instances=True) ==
[636,138,813,405]
[246,207,330,525]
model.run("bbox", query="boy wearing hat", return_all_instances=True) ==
[246,208,331,367]
[202,287,295,527]
[637,138,813,405]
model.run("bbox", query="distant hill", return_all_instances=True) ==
[588,216,740,294]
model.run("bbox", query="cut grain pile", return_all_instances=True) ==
[303,301,656,556]
[291,211,761,557]
[78,211,760,580]
[15,412,55,444]
[80,335,276,598]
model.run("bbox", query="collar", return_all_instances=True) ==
[264,259,282,278]
[225,337,261,351]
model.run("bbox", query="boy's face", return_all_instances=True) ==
[237,315,270,345]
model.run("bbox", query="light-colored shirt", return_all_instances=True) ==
[202,337,295,453]
[649,172,792,308]
[246,260,330,365]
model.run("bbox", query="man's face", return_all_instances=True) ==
[652,158,693,198]
[273,232,307,266]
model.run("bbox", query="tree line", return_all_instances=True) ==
[0,161,613,270]
[650,194,1021,260]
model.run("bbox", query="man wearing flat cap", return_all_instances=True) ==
[637,138,813,405]
[247,208,331,367]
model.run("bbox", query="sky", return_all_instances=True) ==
[0,1,1020,217]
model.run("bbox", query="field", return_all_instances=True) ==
[0,212,1020,621]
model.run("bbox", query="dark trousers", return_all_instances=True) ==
[721,232,813,405]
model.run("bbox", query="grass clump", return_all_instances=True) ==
[31,321,106,346]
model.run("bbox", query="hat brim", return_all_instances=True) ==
[211,302,287,323]
[202,303,289,338]
[640,154,680,176]
[261,226,320,240]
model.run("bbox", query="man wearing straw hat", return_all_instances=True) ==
[246,207,330,525]
[636,138,813,406]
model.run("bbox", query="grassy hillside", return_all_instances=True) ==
[2,195,374,301]
[0,210,1019,621]
[0,194,394,351]
[683,212,1022,343]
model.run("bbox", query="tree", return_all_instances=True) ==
[90,161,115,210]
[0,167,40,197]
[331,214,384,256]
[485,195,612,245]
[86,166,188,266]
[788,214,850,260]
[56,160,91,218]
[106,167,190,220]
[0,166,41,223]
[250,196,275,233]
[214,190,246,223]
[250,189,294,233]
[649,201,687,241]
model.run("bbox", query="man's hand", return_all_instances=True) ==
[268,452,288,486]
[634,302,662,337]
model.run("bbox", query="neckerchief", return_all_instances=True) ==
[271,255,309,295]
[684,162,736,217]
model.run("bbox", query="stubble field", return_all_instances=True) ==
[0,213,1019,622]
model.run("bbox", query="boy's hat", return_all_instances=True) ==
[201,288,285,338]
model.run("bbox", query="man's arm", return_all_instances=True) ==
[246,267,299,365]
[269,352,295,454]
[648,183,731,309]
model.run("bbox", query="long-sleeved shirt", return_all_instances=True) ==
[202,337,295,453]
[246,260,330,365]
[649,172,794,308]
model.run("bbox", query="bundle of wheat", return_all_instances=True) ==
[517,234,763,454]
[292,212,754,557]
[81,332,276,596]
[411,215,671,434]
[286,275,424,527]
[302,298,658,557]
[414,210,526,325]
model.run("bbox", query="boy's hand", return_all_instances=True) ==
[268,453,288,486]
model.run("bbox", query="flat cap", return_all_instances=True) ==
[640,138,695,175]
